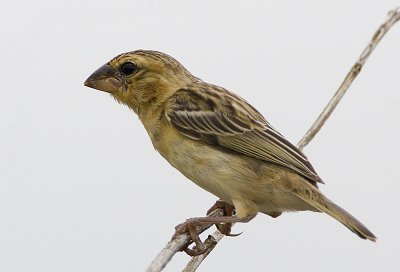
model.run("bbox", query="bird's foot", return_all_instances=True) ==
[174,218,208,256]
[206,200,242,237]
[173,201,248,256]
[173,213,244,256]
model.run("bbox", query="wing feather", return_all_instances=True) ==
[166,83,323,185]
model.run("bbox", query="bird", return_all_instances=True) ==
[84,49,376,255]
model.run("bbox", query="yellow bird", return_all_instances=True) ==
[84,50,376,255]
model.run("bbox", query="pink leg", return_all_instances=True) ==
[174,200,256,256]
[206,200,240,236]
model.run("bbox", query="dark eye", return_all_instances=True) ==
[120,62,138,76]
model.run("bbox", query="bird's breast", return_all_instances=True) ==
[151,124,263,204]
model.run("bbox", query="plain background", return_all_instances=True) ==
[1,1,399,271]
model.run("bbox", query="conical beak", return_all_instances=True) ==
[84,64,122,94]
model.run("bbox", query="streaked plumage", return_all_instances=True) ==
[84,50,376,247]
[166,82,323,186]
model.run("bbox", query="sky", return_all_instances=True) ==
[1,1,399,271]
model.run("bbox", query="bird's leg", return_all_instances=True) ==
[206,199,233,214]
[174,213,255,256]
[206,200,240,236]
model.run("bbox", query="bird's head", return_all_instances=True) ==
[84,50,197,114]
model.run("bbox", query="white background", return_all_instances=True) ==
[1,1,399,271]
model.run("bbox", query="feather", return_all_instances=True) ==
[166,82,323,186]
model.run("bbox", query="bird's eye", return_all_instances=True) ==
[120,62,138,76]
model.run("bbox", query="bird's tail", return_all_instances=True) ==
[293,187,377,241]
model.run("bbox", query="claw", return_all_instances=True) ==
[225,231,243,237]
[215,222,243,236]
[183,243,207,256]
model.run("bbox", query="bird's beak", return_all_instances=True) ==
[84,64,122,94]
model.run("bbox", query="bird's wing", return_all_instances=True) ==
[165,83,323,186]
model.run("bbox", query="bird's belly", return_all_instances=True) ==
[168,145,241,202]
[156,135,250,202]
[155,132,314,214]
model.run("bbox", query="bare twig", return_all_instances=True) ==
[297,7,400,150]
[147,7,400,272]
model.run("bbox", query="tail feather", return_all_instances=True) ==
[294,188,377,241]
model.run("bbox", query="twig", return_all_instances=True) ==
[147,7,400,272]
[297,7,400,150]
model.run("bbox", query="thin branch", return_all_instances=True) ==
[297,7,400,150]
[147,7,400,272]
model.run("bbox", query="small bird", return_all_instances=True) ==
[84,50,376,255]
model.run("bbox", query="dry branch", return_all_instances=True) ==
[146,7,400,272]
[297,7,400,150]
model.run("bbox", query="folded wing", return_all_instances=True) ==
[166,83,323,186]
